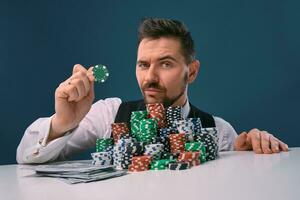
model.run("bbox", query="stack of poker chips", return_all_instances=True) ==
[166,106,182,127]
[151,136,170,153]
[169,133,186,154]
[128,155,152,172]
[194,128,219,161]
[150,159,176,170]
[172,119,194,135]
[113,138,134,169]
[91,151,112,166]
[136,119,158,143]
[144,143,164,160]
[96,138,114,153]
[91,103,219,171]
[159,127,175,137]
[178,152,201,166]
[92,138,114,166]
[121,141,144,169]
[169,162,190,170]
[111,123,130,143]
[146,103,167,128]
[130,111,148,138]
[185,141,206,163]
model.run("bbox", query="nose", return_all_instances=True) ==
[144,64,159,83]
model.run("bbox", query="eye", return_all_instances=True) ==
[161,62,172,68]
[137,63,149,69]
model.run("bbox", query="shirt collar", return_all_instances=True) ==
[182,98,190,119]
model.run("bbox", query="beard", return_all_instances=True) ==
[141,72,188,107]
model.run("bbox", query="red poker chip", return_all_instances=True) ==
[146,103,167,128]
[111,123,129,143]
[177,152,201,166]
[169,133,186,153]
[129,156,152,172]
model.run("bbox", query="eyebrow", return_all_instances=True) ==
[137,55,178,64]
[158,55,178,63]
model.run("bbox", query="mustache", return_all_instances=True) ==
[141,81,166,91]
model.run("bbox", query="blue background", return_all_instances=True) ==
[0,0,299,165]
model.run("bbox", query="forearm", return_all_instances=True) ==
[16,116,72,164]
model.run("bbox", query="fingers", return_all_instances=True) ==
[86,66,95,100]
[69,79,86,102]
[65,83,80,101]
[270,135,280,153]
[259,131,289,153]
[260,131,272,154]
[248,129,263,154]
[87,75,95,100]
[87,67,95,82]
[73,64,87,74]
[278,139,289,152]
[74,64,94,82]
[70,72,90,98]
[246,128,289,154]
[234,132,251,151]
[56,64,95,102]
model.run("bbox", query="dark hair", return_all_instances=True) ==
[138,18,195,64]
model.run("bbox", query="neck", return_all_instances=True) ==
[171,90,188,107]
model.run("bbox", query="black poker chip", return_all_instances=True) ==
[169,161,190,170]
[194,132,218,161]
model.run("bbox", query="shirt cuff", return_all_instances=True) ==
[39,115,74,147]
[26,116,75,163]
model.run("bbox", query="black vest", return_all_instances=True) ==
[114,100,215,128]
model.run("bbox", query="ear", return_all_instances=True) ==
[187,60,200,84]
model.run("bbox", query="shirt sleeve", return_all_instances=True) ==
[16,97,122,164]
[213,116,238,151]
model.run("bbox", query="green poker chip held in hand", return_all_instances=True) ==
[93,64,109,83]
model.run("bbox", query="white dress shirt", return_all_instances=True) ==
[16,97,238,164]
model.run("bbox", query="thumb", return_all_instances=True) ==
[87,79,95,101]
[234,132,251,151]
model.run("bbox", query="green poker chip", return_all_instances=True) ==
[93,64,109,83]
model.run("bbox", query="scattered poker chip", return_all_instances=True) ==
[93,64,109,83]
[91,103,220,173]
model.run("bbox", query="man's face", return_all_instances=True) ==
[136,37,189,107]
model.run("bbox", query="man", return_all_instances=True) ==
[16,18,288,164]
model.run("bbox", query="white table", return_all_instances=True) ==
[1,148,299,200]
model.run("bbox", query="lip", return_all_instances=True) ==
[144,89,163,95]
